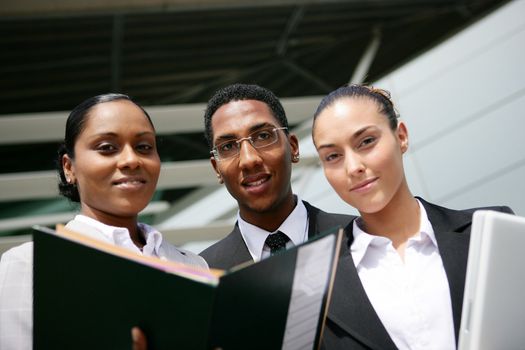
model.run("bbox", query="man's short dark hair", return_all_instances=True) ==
[204,83,289,149]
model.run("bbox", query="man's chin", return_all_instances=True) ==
[240,198,277,215]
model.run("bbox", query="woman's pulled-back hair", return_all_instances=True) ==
[313,84,399,131]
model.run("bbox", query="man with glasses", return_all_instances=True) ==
[200,83,352,269]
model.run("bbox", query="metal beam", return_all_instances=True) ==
[276,6,305,56]
[0,155,319,202]
[111,14,124,92]
[0,160,214,202]
[282,59,333,92]
[0,96,322,145]
[1,0,366,18]
[349,26,382,84]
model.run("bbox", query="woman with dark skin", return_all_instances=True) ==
[0,93,207,350]
[312,85,512,350]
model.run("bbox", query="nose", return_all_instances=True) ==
[117,145,141,169]
[345,152,365,177]
[238,138,263,170]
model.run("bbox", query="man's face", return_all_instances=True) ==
[210,99,299,224]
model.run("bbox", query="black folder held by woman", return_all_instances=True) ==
[33,224,342,350]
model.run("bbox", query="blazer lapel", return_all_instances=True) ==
[225,223,255,267]
[304,200,353,240]
[326,226,398,350]
[305,201,321,239]
[420,198,472,342]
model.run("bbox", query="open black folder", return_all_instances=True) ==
[33,224,343,350]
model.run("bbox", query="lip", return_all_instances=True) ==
[241,173,271,194]
[350,177,378,192]
[112,176,147,189]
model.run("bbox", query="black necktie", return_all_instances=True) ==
[265,231,290,255]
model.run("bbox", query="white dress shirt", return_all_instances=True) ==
[351,200,456,350]
[238,196,309,262]
[0,215,207,350]
[72,214,167,256]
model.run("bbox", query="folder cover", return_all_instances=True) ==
[33,224,342,350]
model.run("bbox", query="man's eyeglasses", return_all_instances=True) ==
[211,127,288,161]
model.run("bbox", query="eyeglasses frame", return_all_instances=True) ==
[211,126,288,161]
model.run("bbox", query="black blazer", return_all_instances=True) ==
[199,200,353,269]
[322,198,514,350]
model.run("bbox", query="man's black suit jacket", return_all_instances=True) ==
[199,200,353,269]
[322,198,514,350]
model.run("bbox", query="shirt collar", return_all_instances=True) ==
[138,222,163,256]
[351,218,384,267]
[73,214,163,256]
[238,195,308,262]
[417,199,437,247]
[350,199,437,266]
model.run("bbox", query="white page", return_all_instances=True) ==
[282,234,335,350]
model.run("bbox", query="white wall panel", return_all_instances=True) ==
[440,163,525,216]
[378,0,525,96]
[410,92,525,201]
[402,150,429,200]
[395,26,525,146]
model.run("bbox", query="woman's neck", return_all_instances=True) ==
[360,183,420,251]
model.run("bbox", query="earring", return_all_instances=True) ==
[66,176,76,185]
[216,174,224,184]
[292,154,300,162]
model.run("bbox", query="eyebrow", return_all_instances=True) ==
[90,131,156,139]
[214,122,278,142]
[135,131,156,137]
[316,125,375,150]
